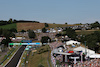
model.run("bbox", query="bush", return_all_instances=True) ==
[38,64,44,67]
[20,30,26,33]
[41,36,51,44]
[9,28,17,32]
[45,23,49,27]
[42,27,47,33]
[28,30,36,39]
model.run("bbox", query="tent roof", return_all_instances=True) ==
[73,46,95,55]
[89,54,100,58]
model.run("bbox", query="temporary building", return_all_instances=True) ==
[89,54,100,58]
[73,46,95,56]
[66,40,80,45]
[16,37,22,39]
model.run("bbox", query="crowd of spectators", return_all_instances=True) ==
[49,41,100,67]
[52,58,100,67]
[73,58,100,67]
[56,54,63,62]
[0,37,6,42]
[49,41,63,50]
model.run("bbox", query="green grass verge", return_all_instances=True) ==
[48,24,68,28]
[27,52,49,67]
[19,50,27,67]
[0,23,16,29]
[1,46,20,66]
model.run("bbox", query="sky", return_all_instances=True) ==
[0,0,100,24]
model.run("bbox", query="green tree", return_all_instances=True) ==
[80,31,100,52]
[13,19,17,23]
[41,36,51,44]
[45,23,49,27]
[91,21,100,28]
[38,64,44,67]
[0,28,3,35]
[2,29,16,38]
[55,33,62,37]
[63,28,77,40]
[10,33,15,38]
[20,30,26,33]
[42,28,47,33]
[8,18,13,24]
[1,37,11,47]
[65,22,67,24]
[28,30,36,39]
[9,28,17,32]
[2,30,11,38]
[53,23,55,24]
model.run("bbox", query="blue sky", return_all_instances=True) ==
[0,0,100,24]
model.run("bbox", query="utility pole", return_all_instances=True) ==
[84,41,87,55]
[48,39,50,45]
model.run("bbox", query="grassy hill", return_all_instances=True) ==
[48,24,68,28]
[0,23,16,29]
[17,23,74,31]
[75,30,100,35]
[0,22,75,31]
[17,23,45,31]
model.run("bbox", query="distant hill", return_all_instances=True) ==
[48,24,72,28]
[15,20,40,23]
[0,21,75,31]
[17,23,71,31]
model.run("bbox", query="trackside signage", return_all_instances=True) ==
[9,43,41,45]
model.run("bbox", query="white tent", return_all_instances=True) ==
[89,54,100,58]
[73,46,95,56]
[66,40,80,45]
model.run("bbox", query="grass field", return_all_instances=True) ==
[26,45,51,67]
[17,22,76,31]
[75,30,100,35]
[48,24,75,28]
[19,50,27,67]
[48,24,68,28]
[17,23,45,31]
[0,23,16,29]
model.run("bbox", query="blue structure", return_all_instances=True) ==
[21,40,32,43]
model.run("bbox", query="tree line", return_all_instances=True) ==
[0,18,40,26]
[91,21,100,29]
[56,28,77,40]
[0,28,17,46]
[79,31,100,53]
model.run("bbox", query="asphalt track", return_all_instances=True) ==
[5,46,26,67]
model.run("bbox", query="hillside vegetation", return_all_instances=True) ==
[75,30,100,35]
[0,22,75,31]
[0,23,16,29]
[48,24,75,28]
[17,23,45,31]
[17,23,71,31]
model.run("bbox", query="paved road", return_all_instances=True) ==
[5,46,26,67]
